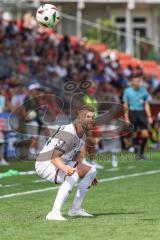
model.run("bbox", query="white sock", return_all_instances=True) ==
[71,167,97,210]
[52,172,79,213]
[112,153,118,168]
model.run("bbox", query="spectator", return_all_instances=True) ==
[0,15,159,160]
[0,131,8,165]
[0,88,9,165]
[0,89,5,113]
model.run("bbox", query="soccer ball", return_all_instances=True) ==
[36,4,60,28]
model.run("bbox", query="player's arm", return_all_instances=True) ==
[51,149,76,176]
[123,102,130,123]
[123,90,130,123]
[144,101,153,124]
[73,146,86,163]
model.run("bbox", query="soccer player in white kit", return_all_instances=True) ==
[35,105,97,220]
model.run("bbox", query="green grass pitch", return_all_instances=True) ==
[0,151,160,240]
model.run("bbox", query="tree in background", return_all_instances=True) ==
[85,18,120,49]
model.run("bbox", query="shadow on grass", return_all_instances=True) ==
[64,211,144,220]
[93,211,144,217]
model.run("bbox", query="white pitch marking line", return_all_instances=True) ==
[0,183,20,188]
[0,183,21,188]
[0,186,59,199]
[99,169,160,182]
[19,171,36,175]
[32,179,46,183]
[0,179,46,188]
[107,168,119,172]
[126,166,136,169]
[0,169,160,200]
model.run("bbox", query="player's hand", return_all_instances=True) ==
[64,166,76,176]
[92,178,98,186]
[148,116,153,125]
[125,118,130,124]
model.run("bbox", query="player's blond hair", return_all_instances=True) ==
[77,105,95,113]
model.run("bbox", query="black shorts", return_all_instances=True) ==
[129,110,148,131]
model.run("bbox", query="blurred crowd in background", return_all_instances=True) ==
[0,16,160,163]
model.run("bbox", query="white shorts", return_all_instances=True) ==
[35,159,76,184]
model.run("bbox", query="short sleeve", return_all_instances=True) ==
[143,89,149,101]
[50,127,80,154]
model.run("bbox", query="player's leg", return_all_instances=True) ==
[138,112,149,159]
[35,154,61,182]
[36,144,79,220]
[36,148,97,220]
[129,111,139,155]
[36,153,74,220]
[68,163,97,217]
[132,131,140,154]
[48,163,96,220]
[48,163,92,220]
[139,129,149,159]
[47,170,80,221]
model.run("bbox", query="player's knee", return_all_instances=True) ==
[141,130,149,138]
[66,171,79,185]
[88,166,97,178]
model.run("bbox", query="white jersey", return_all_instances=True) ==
[39,123,85,163]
